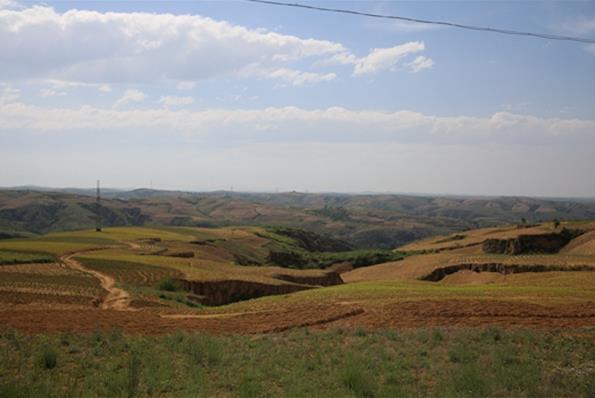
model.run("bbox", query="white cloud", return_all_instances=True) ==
[352,42,426,76]
[557,18,595,55]
[39,88,66,97]
[408,56,434,73]
[0,5,432,86]
[251,67,336,86]
[0,85,20,104]
[320,41,431,75]
[0,5,348,85]
[561,18,595,35]
[159,95,194,108]
[113,89,146,107]
[0,0,20,10]
[501,102,532,113]
[35,79,112,93]
[1,103,593,147]
[176,81,196,91]
[323,52,357,66]
[382,21,439,33]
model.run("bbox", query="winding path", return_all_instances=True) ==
[60,252,133,311]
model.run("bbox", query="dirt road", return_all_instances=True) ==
[60,253,133,311]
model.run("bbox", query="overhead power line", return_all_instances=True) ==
[245,0,595,44]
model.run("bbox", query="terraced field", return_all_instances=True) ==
[399,221,595,253]
[78,248,334,285]
[0,226,215,256]
[0,226,355,311]
[0,222,594,334]
[0,262,103,309]
[347,221,595,283]
[78,257,184,287]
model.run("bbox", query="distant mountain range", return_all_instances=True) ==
[1,188,595,249]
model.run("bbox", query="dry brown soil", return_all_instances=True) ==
[2,299,594,335]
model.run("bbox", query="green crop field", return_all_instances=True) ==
[214,273,595,317]
[0,240,107,255]
[0,250,54,265]
[0,227,214,255]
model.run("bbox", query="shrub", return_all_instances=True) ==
[442,365,490,397]
[157,278,182,292]
[340,361,376,398]
[126,354,141,398]
[482,327,502,342]
[383,329,398,341]
[448,343,477,364]
[184,334,223,367]
[3,329,20,349]
[91,329,103,344]
[494,345,519,367]
[40,347,57,369]
[110,327,124,342]
[432,329,444,343]
[355,327,367,337]
[237,373,262,398]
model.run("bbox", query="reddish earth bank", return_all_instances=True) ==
[177,279,313,306]
[176,271,343,306]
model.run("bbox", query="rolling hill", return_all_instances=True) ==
[2,188,595,249]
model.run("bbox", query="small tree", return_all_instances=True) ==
[553,219,560,229]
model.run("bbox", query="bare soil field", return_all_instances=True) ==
[1,299,594,334]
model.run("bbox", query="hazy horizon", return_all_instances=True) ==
[1,1,594,197]
[3,183,595,200]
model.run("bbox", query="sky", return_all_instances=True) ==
[1,0,594,197]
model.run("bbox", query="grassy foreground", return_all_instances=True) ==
[1,328,593,398]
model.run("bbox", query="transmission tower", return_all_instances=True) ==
[96,180,102,232]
